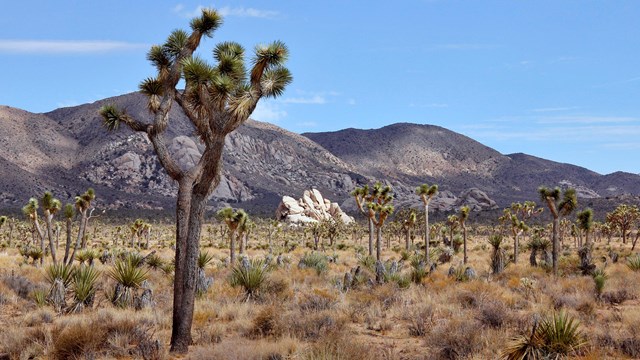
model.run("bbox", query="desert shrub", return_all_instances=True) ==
[298,252,329,275]
[477,300,509,329]
[44,263,75,288]
[298,289,338,312]
[75,249,98,265]
[248,306,282,339]
[602,289,636,305]
[283,311,345,341]
[108,257,149,307]
[357,254,376,270]
[428,318,483,359]
[592,268,607,299]
[24,308,55,326]
[2,273,37,299]
[407,304,435,337]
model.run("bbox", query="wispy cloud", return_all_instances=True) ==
[173,4,279,19]
[600,142,640,150]
[593,76,640,88]
[530,106,580,113]
[466,124,640,142]
[251,101,287,122]
[0,40,147,54]
[282,95,326,104]
[536,116,638,124]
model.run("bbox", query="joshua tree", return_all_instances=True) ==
[576,208,594,246]
[218,207,248,265]
[238,217,253,254]
[68,188,96,266]
[40,192,62,264]
[400,209,417,250]
[458,206,470,264]
[0,216,7,244]
[99,8,291,352]
[22,198,45,266]
[352,185,375,256]
[367,182,394,261]
[539,187,577,275]
[416,183,438,261]
[446,214,459,248]
[606,204,639,246]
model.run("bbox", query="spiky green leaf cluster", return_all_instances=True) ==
[109,257,149,288]
[228,258,271,297]
[44,263,76,288]
[190,8,223,37]
[99,105,123,131]
[22,198,38,217]
[198,251,215,269]
[73,265,100,304]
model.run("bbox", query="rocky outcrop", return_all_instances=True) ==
[276,189,354,224]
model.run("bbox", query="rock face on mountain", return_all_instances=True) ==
[1,93,639,216]
[276,189,354,224]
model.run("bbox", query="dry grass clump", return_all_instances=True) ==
[426,317,484,360]
[188,336,299,360]
[0,325,48,359]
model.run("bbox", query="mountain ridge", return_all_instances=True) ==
[0,93,638,217]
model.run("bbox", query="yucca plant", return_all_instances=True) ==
[501,311,586,359]
[299,252,329,275]
[145,253,165,270]
[627,254,640,271]
[125,251,146,268]
[109,257,149,307]
[32,289,46,307]
[229,258,271,298]
[357,254,376,271]
[198,251,215,269]
[69,265,100,312]
[75,249,97,265]
[592,268,607,300]
[44,263,75,311]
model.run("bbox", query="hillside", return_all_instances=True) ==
[1,93,639,216]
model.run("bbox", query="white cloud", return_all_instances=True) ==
[174,4,279,19]
[251,101,287,122]
[282,95,326,104]
[0,40,147,54]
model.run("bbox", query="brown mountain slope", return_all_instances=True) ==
[1,93,639,216]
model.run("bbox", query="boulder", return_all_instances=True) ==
[276,188,354,224]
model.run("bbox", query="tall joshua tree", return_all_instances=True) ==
[416,183,438,261]
[366,182,394,261]
[99,8,291,352]
[62,204,74,265]
[539,187,577,275]
[68,188,95,266]
[41,192,62,264]
[352,185,375,256]
[459,206,470,264]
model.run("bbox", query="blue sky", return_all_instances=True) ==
[1,1,639,175]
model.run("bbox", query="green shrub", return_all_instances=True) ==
[229,259,271,298]
[627,254,640,271]
[299,252,329,275]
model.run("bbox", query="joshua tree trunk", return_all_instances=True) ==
[405,230,410,250]
[368,218,374,257]
[63,217,72,264]
[552,216,559,275]
[529,247,538,266]
[68,210,87,266]
[239,232,246,254]
[462,225,468,264]
[376,227,382,261]
[424,204,430,261]
[43,212,58,264]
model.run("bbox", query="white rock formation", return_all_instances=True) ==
[276,189,354,224]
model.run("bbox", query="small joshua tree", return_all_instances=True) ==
[539,187,577,275]
[22,198,45,266]
[416,183,438,261]
[68,188,96,265]
[488,235,507,275]
[352,185,375,256]
[367,182,394,261]
[218,207,248,265]
[41,192,62,264]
